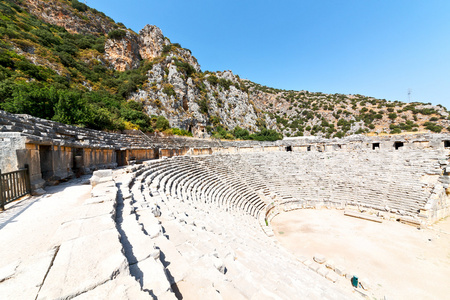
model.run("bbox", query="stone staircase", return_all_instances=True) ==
[112,162,353,299]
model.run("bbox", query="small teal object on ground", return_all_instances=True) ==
[351,276,358,288]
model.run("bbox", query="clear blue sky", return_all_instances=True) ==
[88,0,450,108]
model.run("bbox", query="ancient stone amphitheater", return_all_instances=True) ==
[1,109,450,299]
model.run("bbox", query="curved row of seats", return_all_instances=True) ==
[117,161,351,299]
[126,149,447,220]
[222,150,446,217]
[133,156,268,218]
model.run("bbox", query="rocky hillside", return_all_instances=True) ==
[1,0,449,140]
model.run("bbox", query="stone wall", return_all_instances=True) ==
[0,132,27,173]
[2,109,450,196]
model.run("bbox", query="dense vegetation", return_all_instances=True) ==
[245,84,449,138]
[0,0,447,141]
[0,0,182,134]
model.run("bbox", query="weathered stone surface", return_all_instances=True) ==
[91,181,118,198]
[22,0,115,35]
[138,24,168,60]
[105,30,141,71]
[93,169,113,178]
[326,271,339,283]
[91,172,114,186]
[72,275,149,300]
[51,214,116,245]
[84,195,115,205]
[308,262,322,272]
[130,257,172,297]
[154,235,190,284]
[121,214,157,264]
[325,259,335,270]
[359,277,370,290]
[0,249,57,300]
[37,229,129,300]
[334,265,346,276]
[314,254,326,264]
[0,260,19,283]
[212,256,226,274]
[317,266,329,277]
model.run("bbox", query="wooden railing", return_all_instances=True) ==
[0,165,31,210]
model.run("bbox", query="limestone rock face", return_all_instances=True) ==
[138,25,168,60]
[130,61,262,136]
[104,31,141,71]
[22,0,115,35]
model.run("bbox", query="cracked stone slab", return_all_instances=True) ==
[72,275,150,300]
[0,248,57,300]
[130,257,172,297]
[121,214,157,264]
[91,182,117,198]
[37,229,129,300]
[51,214,116,246]
[84,195,115,205]
[0,260,19,283]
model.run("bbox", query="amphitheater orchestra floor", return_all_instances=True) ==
[271,209,450,300]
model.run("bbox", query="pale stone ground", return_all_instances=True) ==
[0,178,91,260]
[271,209,450,300]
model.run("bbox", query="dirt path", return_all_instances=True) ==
[271,209,450,300]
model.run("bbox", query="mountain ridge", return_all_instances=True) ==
[1,0,449,140]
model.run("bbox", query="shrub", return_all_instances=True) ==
[162,44,172,54]
[155,115,170,131]
[233,126,250,139]
[197,97,209,115]
[249,128,282,141]
[171,127,193,137]
[71,0,88,12]
[424,122,442,133]
[388,113,397,120]
[162,83,176,97]
[207,75,218,85]
[108,29,127,40]
[218,78,233,90]
[174,59,196,77]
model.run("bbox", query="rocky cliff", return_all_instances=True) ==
[2,0,449,139]
[21,0,116,35]
[98,19,450,138]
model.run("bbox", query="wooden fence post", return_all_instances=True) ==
[0,169,4,211]
[24,164,31,194]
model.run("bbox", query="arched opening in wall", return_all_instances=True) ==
[286,146,292,152]
[372,143,380,150]
[307,146,311,152]
[39,145,53,180]
[394,142,404,150]
[444,140,450,148]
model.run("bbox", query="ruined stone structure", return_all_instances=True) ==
[1,109,450,225]
[2,110,450,298]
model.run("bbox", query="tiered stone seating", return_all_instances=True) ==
[227,150,446,218]
[126,148,447,224]
[141,156,267,218]
[114,163,352,299]
[0,109,222,150]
